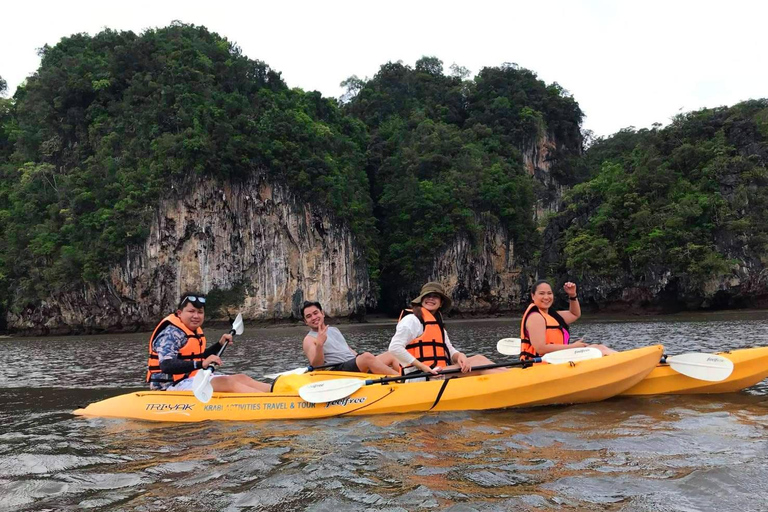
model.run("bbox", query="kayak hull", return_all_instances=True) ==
[621,346,768,396]
[73,345,663,422]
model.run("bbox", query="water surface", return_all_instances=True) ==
[1,311,767,511]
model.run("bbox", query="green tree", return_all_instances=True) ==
[0,24,377,313]
[554,100,768,300]
[344,58,582,307]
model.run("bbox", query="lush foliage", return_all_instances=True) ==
[0,24,374,314]
[344,60,583,305]
[1,36,586,317]
[560,100,768,289]
[5,23,766,318]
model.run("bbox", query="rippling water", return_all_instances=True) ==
[1,311,768,511]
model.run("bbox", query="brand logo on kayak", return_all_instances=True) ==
[325,397,367,408]
[146,403,194,412]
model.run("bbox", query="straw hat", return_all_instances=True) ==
[410,282,453,312]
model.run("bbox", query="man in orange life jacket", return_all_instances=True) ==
[388,282,504,377]
[147,293,271,392]
[302,301,400,375]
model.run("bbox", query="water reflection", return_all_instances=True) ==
[1,312,768,510]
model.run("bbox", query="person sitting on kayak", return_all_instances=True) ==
[520,280,615,360]
[302,301,400,375]
[147,293,271,392]
[389,282,505,378]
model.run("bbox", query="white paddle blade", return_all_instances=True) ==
[232,313,244,336]
[264,367,310,380]
[542,347,603,365]
[299,378,365,403]
[192,369,214,403]
[666,352,734,382]
[496,338,522,356]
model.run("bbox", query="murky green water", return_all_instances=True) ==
[1,311,767,511]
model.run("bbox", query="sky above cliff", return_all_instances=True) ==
[2,0,765,138]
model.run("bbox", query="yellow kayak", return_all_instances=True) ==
[73,345,662,422]
[621,346,768,396]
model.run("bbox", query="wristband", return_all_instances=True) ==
[569,296,578,301]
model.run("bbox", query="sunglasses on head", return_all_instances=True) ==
[181,295,206,307]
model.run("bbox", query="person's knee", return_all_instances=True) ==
[211,376,235,392]
[470,354,493,364]
[359,352,375,362]
[356,352,376,370]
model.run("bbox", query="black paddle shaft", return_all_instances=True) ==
[207,328,235,371]
[364,358,542,385]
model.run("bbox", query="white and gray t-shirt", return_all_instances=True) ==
[306,326,353,365]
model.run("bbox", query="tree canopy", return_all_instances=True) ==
[0,24,374,315]
[8,22,763,320]
[0,29,586,319]
[343,58,583,306]
[555,99,768,303]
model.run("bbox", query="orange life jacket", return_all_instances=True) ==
[519,304,569,360]
[399,308,452,373]
[146,314,207,383]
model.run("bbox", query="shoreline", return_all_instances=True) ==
[5,307,768,338]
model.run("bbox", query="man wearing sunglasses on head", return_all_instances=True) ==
[146,292,271,393]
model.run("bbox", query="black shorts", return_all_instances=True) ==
[329,357,360,372]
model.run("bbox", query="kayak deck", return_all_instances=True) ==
[73,345,662,422]
[621,346,768,396]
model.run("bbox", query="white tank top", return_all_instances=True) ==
[306,326,352,365]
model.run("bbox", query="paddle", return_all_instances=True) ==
[496,338,735,382]
[496,337,522,355]
[664,352,734,382]
[191,313,244,403]
[299,346,604,404]
[264,363,339,380]
[496,336,586,356]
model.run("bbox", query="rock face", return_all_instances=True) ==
[538,188,768,313]
[523,132,568,222]
[7,132,574,334]
[7,174,372,335]
[418,215,526,315]
[406,132,567,315]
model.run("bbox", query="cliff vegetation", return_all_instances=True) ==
[2,22,767,331]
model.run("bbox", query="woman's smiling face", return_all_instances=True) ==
[532,282,554,310]
[421,293,443,312]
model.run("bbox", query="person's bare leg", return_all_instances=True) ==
[211,374,271,393]
[593,344,616,355]
[375,352,401,373]
[356,352,400,375]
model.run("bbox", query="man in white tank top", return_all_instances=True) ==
[301,301,400,375]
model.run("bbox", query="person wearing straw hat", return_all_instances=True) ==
[388,282,504,378]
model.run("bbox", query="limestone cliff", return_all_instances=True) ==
[538,187,768,313]
[7,174,372,334]
[389,131,570,315]
[424,215,526,315]
[523,131,569,222]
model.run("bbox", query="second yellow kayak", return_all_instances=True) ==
[621,346,768,395]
